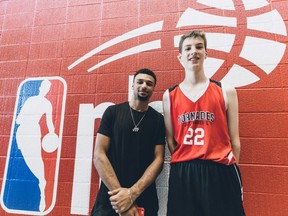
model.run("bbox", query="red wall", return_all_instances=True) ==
[0,0,288,215]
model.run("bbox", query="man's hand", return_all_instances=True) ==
[119,205,139,216]
[109,188,133,214]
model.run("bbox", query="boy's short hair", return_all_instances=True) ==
[179,30,207,53]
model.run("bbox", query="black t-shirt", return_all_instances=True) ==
[94,102,165,214]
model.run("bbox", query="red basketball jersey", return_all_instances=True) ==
[169,80,236,165]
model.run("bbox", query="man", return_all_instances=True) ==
[163,30,245,216]
[91,68,165,216]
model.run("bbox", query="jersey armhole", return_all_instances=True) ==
[221,83,228,110]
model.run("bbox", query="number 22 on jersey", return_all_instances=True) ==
[183,128,205,145]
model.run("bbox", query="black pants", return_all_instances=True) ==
[91,183,158,216]
[167,159,245,216]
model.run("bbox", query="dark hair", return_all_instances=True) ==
[133,68,157,86]
[178,30,207,53]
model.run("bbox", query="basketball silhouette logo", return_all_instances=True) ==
[1,77,67,215]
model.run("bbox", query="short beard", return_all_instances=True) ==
[138,95,149,102]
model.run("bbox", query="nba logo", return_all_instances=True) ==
[1,77,67,215]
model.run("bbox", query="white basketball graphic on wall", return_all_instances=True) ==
[175,0,287,87]
[69,0,287,88]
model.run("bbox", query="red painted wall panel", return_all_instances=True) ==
[0,0,287,215]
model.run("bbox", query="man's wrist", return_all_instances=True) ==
[128,188,134,205]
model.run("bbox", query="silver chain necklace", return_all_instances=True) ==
[129,106,147,132]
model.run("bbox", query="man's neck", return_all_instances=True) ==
[129,100,149,112]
